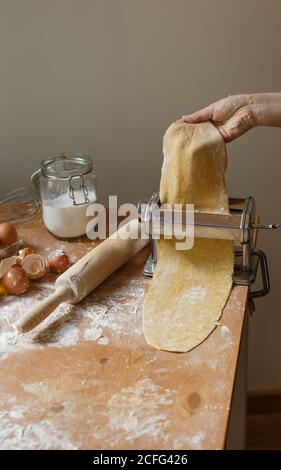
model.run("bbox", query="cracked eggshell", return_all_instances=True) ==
[18,247,36,259]
[0,256,21,279]
[0,240,22,260]
[21,253,47,280]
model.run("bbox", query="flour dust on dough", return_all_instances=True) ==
[142,120,234,352]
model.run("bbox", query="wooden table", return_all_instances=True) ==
[0,216,248,450]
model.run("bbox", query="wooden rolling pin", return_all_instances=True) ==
[16,220,149,333]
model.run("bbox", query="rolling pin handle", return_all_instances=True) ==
[16,220,149,334]
[16,285,73,333]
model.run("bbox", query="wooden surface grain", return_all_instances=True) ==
[0,216,248,450]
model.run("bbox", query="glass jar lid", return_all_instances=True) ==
[41,153,93,180]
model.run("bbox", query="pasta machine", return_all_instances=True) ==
[138,192,281,299]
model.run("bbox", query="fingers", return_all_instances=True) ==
[182,94,249,125]
[182,104,214,123]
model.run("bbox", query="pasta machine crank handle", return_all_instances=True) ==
[251,222,281,230]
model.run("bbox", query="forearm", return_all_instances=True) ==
[242,93,281,127]
[252,104,281,127]
[251,92,281,104]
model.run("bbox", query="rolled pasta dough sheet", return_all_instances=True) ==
[142,120,234,352]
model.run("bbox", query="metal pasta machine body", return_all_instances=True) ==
[138,192,281,299]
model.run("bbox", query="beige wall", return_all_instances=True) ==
[0,0,280,390]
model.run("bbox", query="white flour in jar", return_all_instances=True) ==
[42,193,96,238]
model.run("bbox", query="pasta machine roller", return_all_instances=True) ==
[138,192,281,299]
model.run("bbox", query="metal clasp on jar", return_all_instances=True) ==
[68,175,90,205]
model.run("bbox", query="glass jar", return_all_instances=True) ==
[32,153,97,238]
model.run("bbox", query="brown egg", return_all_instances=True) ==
[0,223,18,247]
[2,266,30,295]
[48,252,72,274]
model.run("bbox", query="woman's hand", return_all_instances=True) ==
[183,93,281,142]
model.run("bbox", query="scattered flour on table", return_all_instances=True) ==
[173,431,206,450]
[93,378,175,446]
[98,336,109,346]
[0,382,80,449]
[0,276,148,361]
[0,407,78,450]
[22,381,54,396]
[220,325,230,334]
[83,325,103,341]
